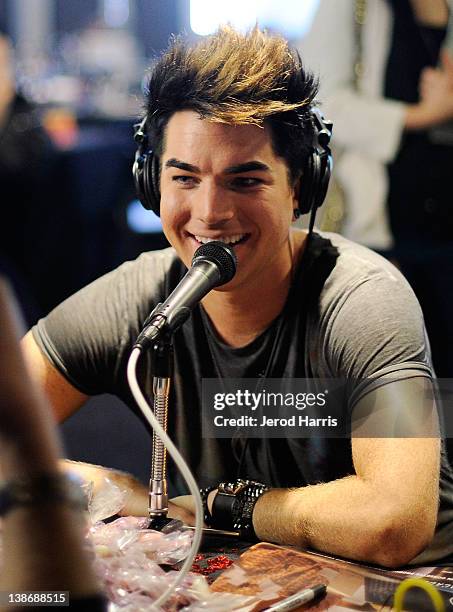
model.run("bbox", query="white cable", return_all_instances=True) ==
[127,347,204,611]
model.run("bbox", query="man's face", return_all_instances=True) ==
[159,110,298,290]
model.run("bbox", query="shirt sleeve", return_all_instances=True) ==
[31,250,171,397]
[321,265,433,408]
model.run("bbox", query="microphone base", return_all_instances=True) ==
[148,515,184,533]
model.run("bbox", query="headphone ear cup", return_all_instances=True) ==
[150,153,161,215]
[298,153,318,216]
[314,153,332,210]
[296,107,333,218]
[133,150,151,210]
[297,150,332,217]
[133,151,161,214]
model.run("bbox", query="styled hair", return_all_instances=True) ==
[144,26,318,184]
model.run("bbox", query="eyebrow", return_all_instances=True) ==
[164,158,271,174]
[224,161,270,174]
[165,158,200,173]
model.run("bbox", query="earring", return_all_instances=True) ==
[293,208,301,220]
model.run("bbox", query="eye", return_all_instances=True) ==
[231,177,263,189]
[172,175,198,187]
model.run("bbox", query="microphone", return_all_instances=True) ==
[134,241,237,350]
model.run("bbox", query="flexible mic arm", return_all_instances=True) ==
[129,241,237,529]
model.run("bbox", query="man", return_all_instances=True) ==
[22,27,453,568]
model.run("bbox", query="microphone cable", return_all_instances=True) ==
[127,347,204,611]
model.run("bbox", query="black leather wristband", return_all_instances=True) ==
[211,489,238,531]
[199,485,216,525]
[210,479,269,540]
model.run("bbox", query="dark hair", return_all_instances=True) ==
[144,26,318,184]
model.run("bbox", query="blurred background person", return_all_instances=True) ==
[298,0,453,380]
[0,276,106,611]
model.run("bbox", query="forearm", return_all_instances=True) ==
[404,100,453,131]
[60,460,198,524]
[253,474,436,567]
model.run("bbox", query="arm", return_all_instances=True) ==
[18,254,195,520]
[409,48,453,128]
[200,380,439,567]
[0,278,103,605]
[20,333,153,517]
[171,378,440,566]
[21,332,195,521]
[176,434,439,568]
[252,268,441,567]
[174,382,439,567]
[253,435,439,567]
[21,331,88,422]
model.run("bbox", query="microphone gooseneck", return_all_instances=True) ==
[134,241,237,350]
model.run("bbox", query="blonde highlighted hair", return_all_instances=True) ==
[145,26,318,182]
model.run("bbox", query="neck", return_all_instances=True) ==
[201,229,308,347]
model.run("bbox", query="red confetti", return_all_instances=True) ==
[191,554,233,576]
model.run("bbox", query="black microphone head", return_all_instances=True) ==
[191,241,237,286]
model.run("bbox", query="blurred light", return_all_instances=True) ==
[190,0,259,36]
[126,199,163,234]
[104,0,130,28]
[258,0,319,38]
[190,0,319,38]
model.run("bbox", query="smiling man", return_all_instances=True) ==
[21,27,453,567]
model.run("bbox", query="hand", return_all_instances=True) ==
[122,491,200,526]
[417,49,453,125]
[65,460,212,526]
[168,495,197,525]
[169,490,218,526]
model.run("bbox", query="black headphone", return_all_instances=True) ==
[132,107,333,220]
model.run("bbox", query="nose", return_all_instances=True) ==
[194,182,235,226]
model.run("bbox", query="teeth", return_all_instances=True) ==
[194,234,246,245]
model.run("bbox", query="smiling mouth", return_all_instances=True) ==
[190,233,251,247]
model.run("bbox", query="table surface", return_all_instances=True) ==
[192,537,453,610]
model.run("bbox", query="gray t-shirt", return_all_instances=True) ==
[32,231,453,564]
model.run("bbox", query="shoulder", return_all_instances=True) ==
[34,246,184,350]
[86,247,183,306]
[316,231,415,301]
[304,232,430,378]
[31,247,185,396]
[113,247,181,284]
